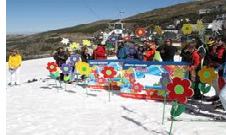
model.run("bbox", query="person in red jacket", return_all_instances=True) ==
[143,41,156,61]
[187,42,202,99]
[93,44,107,60]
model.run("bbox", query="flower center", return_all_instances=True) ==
[63,67,69,71]
[134,85,139,90]
[138,30,143,34]
[174,85,184,94]
[50,65,54,69]
[106,70,112,75]
[204,71,210,78]
[82,67,87,72]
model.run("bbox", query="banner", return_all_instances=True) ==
[88,60,190,100]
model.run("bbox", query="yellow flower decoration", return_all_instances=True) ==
[75,61,92,76]
[181,24,192,35]
[196,20,205,32]
[173,67,185,78]
[82,40,91,46]
[70,42,79,50]
[198,66,217,84]
[154,25,163,35]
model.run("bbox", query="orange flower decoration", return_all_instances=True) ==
[101,66,117,78]
[47,62,58,73]
[198,66,217,84]
[135,28,146,37]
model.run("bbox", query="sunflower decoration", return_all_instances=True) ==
[198,66,217,84]
[196,19,205,32]
[75,61,92,77]
[47,62,58,73]
[167,77,194,104]
[82,40,91,46]
[154,25,163,35]
[132,83,144,93]
[60,63,72,75]
[101,66,117,78]
[181,24,192,35]
[70,42,79,50]
[135,28,146,37]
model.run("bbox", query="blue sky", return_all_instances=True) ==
[7,0,190,34]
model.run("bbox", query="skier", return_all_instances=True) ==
[53,47,68,81]
[8,49,22,86]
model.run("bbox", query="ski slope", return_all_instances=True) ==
[6,57,226,135]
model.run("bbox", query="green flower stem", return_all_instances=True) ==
[169,101,177,135]
[162,93,167,125]
[169,116,174,135]
[108,79,111,102]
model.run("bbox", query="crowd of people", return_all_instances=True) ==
[50,35,226,108]
[7,34,226,109]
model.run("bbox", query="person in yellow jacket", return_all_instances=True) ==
[8,49,22,86]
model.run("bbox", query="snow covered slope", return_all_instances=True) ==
[6,57,226,135]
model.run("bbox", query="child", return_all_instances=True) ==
[8,49,22,86]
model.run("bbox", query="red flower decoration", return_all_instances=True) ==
[101,66,117,78]
[132,83,144,93]
[47,62,58,73]
[97,77,106,84]
[135,28,146,37]
[167,77,194,104]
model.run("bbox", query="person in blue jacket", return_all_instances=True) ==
[126,44,138,59]
[117,42,127,59]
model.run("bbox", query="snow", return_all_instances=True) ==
[6,57,226,135]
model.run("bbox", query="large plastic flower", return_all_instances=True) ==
[70,54,80,64]
[154,25,162,35]
[181,24,192,35]
[82,40,91,46]
[60,63,72,74]
[132,83,144,93]
[196,19,205,32]
[101,66,117,78]
[47,62,58,73]
[167,77,194,104]
[70,42,79,50]
[135,28,146,37]
[75,61,92,76]
[198,66,217,84]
